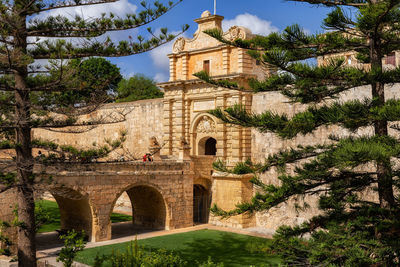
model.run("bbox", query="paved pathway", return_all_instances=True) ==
[37,223,273,267]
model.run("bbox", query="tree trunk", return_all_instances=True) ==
[370,21,395,209]
[13,11,37,266]
[15,73,36,267]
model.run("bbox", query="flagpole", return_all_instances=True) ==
[214,0,216,15]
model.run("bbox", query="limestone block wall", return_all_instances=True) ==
[33,99,164,160]
[251,84,400,231]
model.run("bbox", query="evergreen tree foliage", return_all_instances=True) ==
[116,74,163,102]
[33,57,122,107]
[0,0,188,265]
[197,0,400,265]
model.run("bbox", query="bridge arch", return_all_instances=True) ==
[48,187,93,240]
[111,182,170,233]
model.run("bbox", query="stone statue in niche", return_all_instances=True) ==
[180,136,190,148]
[148,136,161,159]
[196,116,216,133]
[149,136,160,147]
[178,136,190,161]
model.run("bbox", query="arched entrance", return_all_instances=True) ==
[35,189,93,250]
[198,136,217,156]
[204,138,217,155]
[190,114,218,156]
[127,185,166,228]
[193,184,210,224]
[112,185,167,238]
[51,188,92,239]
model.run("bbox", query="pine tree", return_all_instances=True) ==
[197,0,400,265]
[0,0,187,265]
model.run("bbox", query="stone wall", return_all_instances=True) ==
[33,98,164,160]
[251,84,400,231]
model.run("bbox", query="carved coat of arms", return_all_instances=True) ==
[196,116,216,133]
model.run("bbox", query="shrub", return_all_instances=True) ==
[57,230,87,267]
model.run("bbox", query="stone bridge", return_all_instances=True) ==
[1,160,197,245]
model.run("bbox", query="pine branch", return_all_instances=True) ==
[27,0,118,15]
[213,144,332,175]
[27,0,183,37]
[286,0,367,7]
[210,99,400,138]
[203,26,368,58]
[29,25,189,59]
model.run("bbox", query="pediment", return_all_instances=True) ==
[172,11,253,54]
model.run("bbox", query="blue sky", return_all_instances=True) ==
[43,0,334,82]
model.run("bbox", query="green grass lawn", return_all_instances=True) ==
[36,200,132,233]
[75,229,280,266]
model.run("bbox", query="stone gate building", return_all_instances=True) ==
[2,10,400,252]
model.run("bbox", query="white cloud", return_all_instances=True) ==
[150,41,173,70]
[149,31,187,78]
[222,13,278,36]
[154,72,168,83]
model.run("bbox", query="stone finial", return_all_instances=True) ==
[201,10,211,18]
[149,136,161,160]
[178,136,191,162]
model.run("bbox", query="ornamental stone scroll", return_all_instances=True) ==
[173,37,185,53]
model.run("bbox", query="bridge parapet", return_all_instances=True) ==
[38,160,191,177]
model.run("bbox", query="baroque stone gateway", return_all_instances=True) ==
[1,10,400,251]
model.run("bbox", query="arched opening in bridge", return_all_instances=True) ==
[193,184,210,224]
[52,188,92,239]
[35,189,93,248]
[198,137,217,156]
[111,185,167,238]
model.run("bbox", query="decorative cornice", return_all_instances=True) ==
[157,73,256,89]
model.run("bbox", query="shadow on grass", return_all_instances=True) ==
[169,231,279,266]
[141,230,280,267]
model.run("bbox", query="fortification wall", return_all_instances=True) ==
[251,84,400,231]
[33,98,164,160]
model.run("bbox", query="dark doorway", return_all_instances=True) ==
[193,185,209,224]
[204,138,217,155]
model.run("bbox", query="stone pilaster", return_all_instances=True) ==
[216,94,227,159]
[222,47,231,75]
[169,55,177,81]
[229,93,242,165]
[162,99,173,156]
[184,99,191,141]
[238,48,253,74]
[182,53,189,80]
[242,92,253,159]
[172,98,185,155]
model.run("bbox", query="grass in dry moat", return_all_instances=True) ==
[75,229,280,266]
